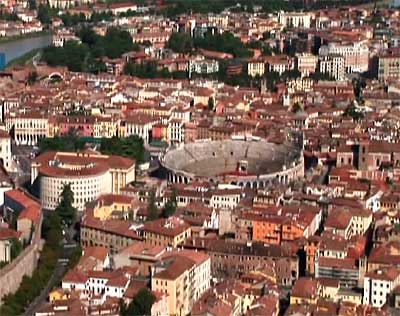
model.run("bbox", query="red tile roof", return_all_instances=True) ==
[17,205,40,223]
[63,269,88,284]
[291,277,319,299]
[5,189,40,209]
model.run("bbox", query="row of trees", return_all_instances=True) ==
[42,41,104,73]
[166,31,252,58]
[38,130,146,164]
[0,212,62,315]
[123,57,304,91]
[100,135,145,164]
[38,129,87,152]
[160,0,372,16]
[160,0,304,17]
[124,61,187,80]
[60,11,114,27]
[41,27,138,73]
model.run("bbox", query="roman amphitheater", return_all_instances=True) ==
[161,137,304,188]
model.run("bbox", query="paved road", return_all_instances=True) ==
[23,261,68,316]
[12,145,33,174]
[10,144,35,188]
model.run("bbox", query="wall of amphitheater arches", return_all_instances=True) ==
[166,155,304,188]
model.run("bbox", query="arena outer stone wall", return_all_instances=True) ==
[161,138,304,188]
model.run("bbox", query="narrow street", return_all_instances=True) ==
[10,144,33,187]
[23,228,77,316]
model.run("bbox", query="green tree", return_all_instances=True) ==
[265,71,280,92]
[344,102,364,121]
[162,189,177,218]
[38,128,86,153]
[42,27,136,73]
[121,288,156,316]
[147,191,158,221]
[0,212,62,316]
[0,10,18,21]
[37,4,51,24]
[167,32,193,54]
[28,0,36,10]
[292,102,302,113]
[27,71,38,85]
[103,27,134,59]
[90,11,113,23]
[55,184,77,227]
[193,31,252,58]
[282,69,301,80]
[10,238,23,260]
[68,245,82,269]
[352,77,366,100]
[100,135,145,163]
[208,97,214,111]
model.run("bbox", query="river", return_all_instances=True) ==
[0,33,53,64]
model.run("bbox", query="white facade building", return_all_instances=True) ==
[319,55,345,80]
[0,129,12,172]
[168,118,184,144]
[364,268,400,308]
[189,57,219,78]
[319,42,369,73]
[31,152,135,211]
[6,113,49,146]
[278,11,312,29]
[125,115,158,144]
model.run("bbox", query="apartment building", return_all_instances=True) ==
[6,111,49,146]
[319,55,345,80]
[31,151,136,210]
[143,217,191,248]
[248,59,265,77]
[151,250,211,316]
[278,11,312,29]
[363,267,400,308]
[80,213,142,253]
[124,114,159,144]
[378,53,400,81]
[296,53,318,76]
[0,129,12,172]
[188,57,219,78]
[319,42,369,73]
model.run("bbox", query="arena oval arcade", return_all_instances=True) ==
[161,136,304,189]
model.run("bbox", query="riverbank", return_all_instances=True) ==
[6,48,42,67]
[0,33,53,66]
[0,30,52,44]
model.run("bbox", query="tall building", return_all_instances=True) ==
[378,53,400,81]
[151,250,211,316]
[363,267,400,308]
[319,42,369,73]
[319,55,345,80]
[296,53,318,76]
[0,129,12,172]
[31,151,135,211]
[278,11,312,29]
